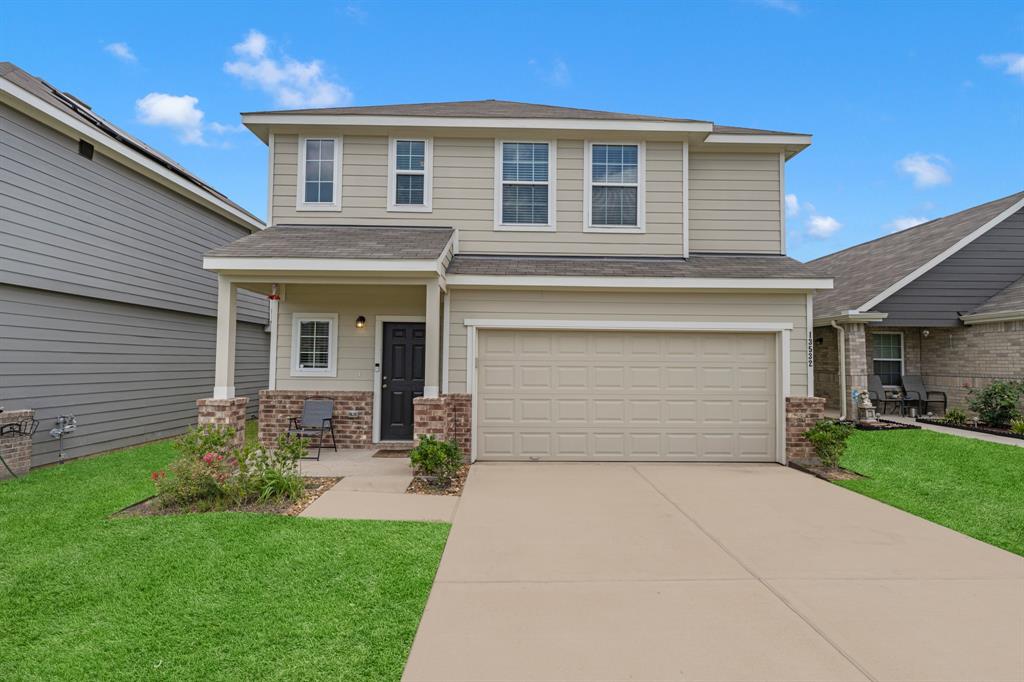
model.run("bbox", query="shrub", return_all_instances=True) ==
[1010,418,1024,436]
[175,424,236,459]
[409,435,463,483]
[967,380,1024,426]
[943,408,968,426]
[154,450,232,508]
[232,433,307,503]
[804,419,855,469]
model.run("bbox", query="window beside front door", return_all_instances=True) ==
[291,314,338,377]
[872,332,903,386]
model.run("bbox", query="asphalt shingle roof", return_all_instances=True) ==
[969,273,1024,317]
[205,225,454,260]
[447,254,823,279]
[809,191,1024,319]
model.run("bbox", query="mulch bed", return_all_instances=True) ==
[372,449,411,458]
[406,465,470,496]
[789,459,864,482]
[916,417,1024,440]
[112,476,342,518]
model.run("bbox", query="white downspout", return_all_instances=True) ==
[831,320,846,420]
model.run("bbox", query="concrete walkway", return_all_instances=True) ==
[298,449,459,522]
[403,463,1024,682]
[886,414,1024,447]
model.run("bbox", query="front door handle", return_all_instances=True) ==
[382,383,388,389]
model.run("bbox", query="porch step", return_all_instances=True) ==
[375,441,417,450]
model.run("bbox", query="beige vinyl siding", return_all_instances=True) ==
[274,284,424,391]
[688,152,782,254]
[271,133,683,256]
[445,288,808,396]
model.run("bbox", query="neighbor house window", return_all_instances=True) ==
[586,142,645,231]
[495,141,555,230]
[297,137,341,210]
[291,314,338,377]
[872,332,903,386]
[388,138,432,211]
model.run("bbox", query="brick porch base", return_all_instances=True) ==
[258,390,373,449]
[196,398,248,449]
[413,393,472,461]
[786,396,826,463]
[0,409,35,479]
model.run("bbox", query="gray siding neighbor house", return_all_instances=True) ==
[0,62,269,466]
[809,191,1024,418]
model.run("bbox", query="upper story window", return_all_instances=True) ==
[291,314,338,377]
[388,138,432,212]
[297,137,341,211]
[585,142,645,232]
[494,140,556,231]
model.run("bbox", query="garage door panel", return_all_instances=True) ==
[476,330,776,461]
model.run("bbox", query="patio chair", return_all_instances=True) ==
[868,375,904,415]
[901,375,947,416]
[286,399,337,461]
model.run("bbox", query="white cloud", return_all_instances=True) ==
[136,93,205,145]
[345,3,368,21]
[897,153,951,188]
[979,53,1024,81]
[208,121,246,134]
[530,58,571,87]
[785,193,800,216]
[807,214,841,238]
[224,30,352,108]
[758,0,801,14]
[886,216,928,233]
[104,42,136,63]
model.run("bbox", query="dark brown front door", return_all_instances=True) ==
[380,322,425,441]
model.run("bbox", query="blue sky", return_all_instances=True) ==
[3,0,1022,261]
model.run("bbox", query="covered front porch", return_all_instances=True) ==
[198,225,464,456]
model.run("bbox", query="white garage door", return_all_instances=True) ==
[475,329,777,461]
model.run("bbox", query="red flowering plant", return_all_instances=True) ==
[152,425,238,509]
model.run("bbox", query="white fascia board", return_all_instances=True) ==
[812,310,888,327]
[0,78,265,233]
[447,274,833,290]
[960,310,1024,325]
[241,112,714,134]
[703,133,813,146]
[463,319,794,332]
[857,196,1024,313]
[203,257,443,273]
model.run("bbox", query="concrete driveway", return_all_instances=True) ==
[403,463,1024,682]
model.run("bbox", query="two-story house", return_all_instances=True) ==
[201,100,832,463]
[0,62,268,471]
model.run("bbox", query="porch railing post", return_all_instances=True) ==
[213,274,237,399]
[424,280,441,398]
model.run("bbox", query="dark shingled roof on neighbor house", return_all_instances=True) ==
[0,61,262,228]
[809,191,1024,319]
[242,99,807,137]
[205,225,454,260]
[447,254,822,279]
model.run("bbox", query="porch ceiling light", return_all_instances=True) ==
[355,316,366,329]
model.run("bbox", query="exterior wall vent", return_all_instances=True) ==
[78,140,94,160]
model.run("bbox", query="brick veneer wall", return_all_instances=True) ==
[786,397,825,463]
[196,398,248,449]
[0,409,34,479]
[813,325,840,410]
[841,323,868,419]
[918,321,1024,411]
[413,393,472,461]
[258,390,373,449]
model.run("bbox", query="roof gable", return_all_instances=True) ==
[810,191,1024,319]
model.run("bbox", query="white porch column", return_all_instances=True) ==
[424,280,441,398]
[213,275,238,399]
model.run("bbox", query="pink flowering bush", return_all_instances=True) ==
[153,425,307,510]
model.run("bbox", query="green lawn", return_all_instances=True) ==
[0,435,449,681]
[838,429,1024,556]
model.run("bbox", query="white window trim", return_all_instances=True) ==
[493,139,557,232]
[871,331,904,388]
[387,137,433,212]
[584,140,646,233]
[296,136,342,211]
[290,313,338,377]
